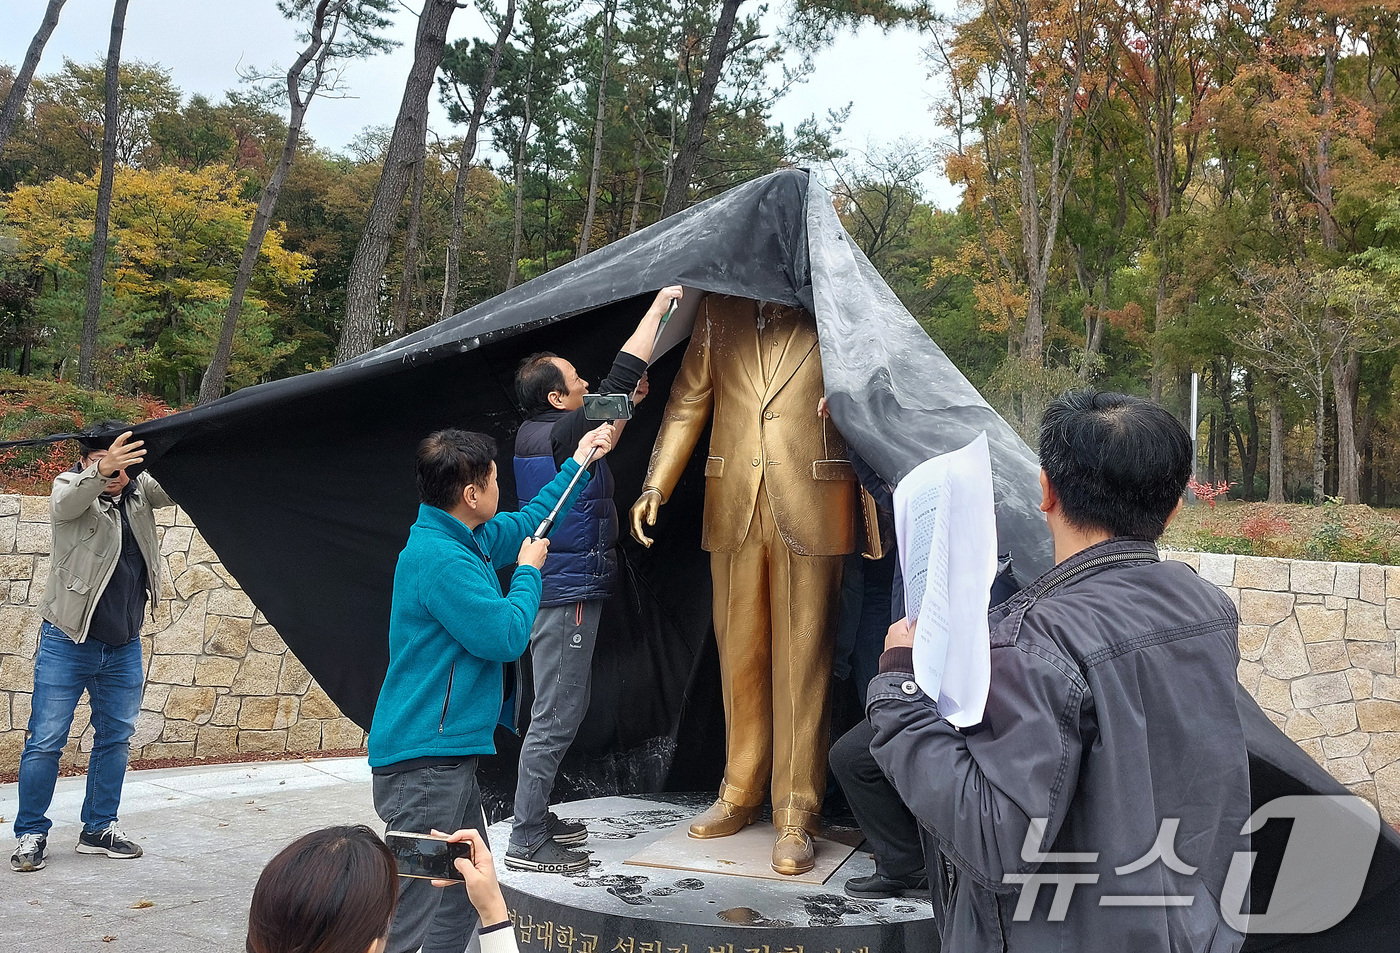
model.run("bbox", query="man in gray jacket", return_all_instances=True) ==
[870,391,1251,952]
[11,423,174,873]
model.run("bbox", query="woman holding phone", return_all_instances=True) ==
[246,826,515,953]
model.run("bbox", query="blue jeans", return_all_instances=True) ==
[14,622,143,838]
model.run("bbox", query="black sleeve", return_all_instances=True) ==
[548,352,649,467]
[849,448,894,513]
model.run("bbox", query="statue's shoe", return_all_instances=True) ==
[771,827,815,876]
[686,799,759,839]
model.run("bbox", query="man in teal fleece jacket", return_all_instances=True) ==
[369,423,614,953]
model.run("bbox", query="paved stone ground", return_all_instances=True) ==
[0,758,380,951]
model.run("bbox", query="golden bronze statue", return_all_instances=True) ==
[630,293,859,875]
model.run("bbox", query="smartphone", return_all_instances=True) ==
[582,393,633,421]
[385,830,473,882]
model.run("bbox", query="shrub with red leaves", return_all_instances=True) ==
[1187,477,1234,509]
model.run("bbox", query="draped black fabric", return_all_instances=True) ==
[60,169,1396,950]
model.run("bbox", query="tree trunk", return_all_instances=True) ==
[577,0,614,257]
[78,0,129,389]
[1360,398,1373,504]
[1079,273,1108,380]
[659,0,743,219]
[1315,18,1340,252]
[0,0,69,154]
[336,0,457,363]
[1207,411,1217,484]
[1150,269,1169,402]
[1216,358,1234,487]
[199,0,340,405]
[392,139,427,336]
[1023,282,1045,363]
[628,139,645,235]
[1235,371,1259,500]
[506,58,535,291]
[1269,388,1285,503]
[1331,349,1360,503]
[508,143,527,289]
[542,147,552,271]
[440,0,516,320]
[1312,387,1326,504]
[658,34,684,215]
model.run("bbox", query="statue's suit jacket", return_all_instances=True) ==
[643,294,858,557]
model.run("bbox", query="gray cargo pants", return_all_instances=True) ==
[372,759,487,953]
[509,600,602,851]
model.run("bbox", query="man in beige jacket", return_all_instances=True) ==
[12,423,174,873]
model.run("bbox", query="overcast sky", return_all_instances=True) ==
[2,0,961,208]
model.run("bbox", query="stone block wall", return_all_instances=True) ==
[1163,551,1400,822]
[4,489,1399,824]
[0,494,365,772]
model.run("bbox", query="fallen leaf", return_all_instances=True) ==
[131,899,154,909]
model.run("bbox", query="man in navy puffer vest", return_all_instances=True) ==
[506,285,683,873]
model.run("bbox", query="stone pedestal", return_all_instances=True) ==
[489,795,936,953]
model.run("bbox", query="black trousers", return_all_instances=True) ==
[829,717,926,880]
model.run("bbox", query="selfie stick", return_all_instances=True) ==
[531,440,604,541]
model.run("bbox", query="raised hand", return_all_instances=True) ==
[96,431,145,478]
[648,285,684,317]
[572,422,615,466]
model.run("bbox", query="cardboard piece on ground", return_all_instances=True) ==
[623,821,858,885]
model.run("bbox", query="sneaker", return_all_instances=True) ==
[505,837,590,874]
[11,833,46,872]
[76,823,143,860]
[547,812,588,846]
[844,871,929,899]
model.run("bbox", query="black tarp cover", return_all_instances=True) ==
[110,170,1395,950]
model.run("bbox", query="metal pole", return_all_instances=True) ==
[1190,371,1199,477]
[1188,371,1199,503]
[531,442,601,541]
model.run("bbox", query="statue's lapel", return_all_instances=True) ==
[761,311,817,407]
[725,299,763,396]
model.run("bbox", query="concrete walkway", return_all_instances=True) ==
[1,758,380,951]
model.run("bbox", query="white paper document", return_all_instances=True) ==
[892,432,998,727]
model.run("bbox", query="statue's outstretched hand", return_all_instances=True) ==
[630,489,662,547]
